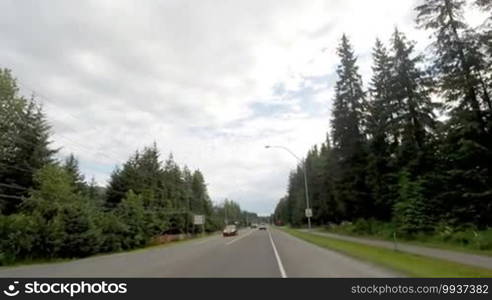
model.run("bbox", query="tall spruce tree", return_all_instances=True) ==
[389,29,438,232]
[331,35,371,220]
[105,145,165,209]
[416,0,491,124]
[191,170,212,215]
[475,0,492,109]
[390,29,437,174]
[417,0,492,226]
[366,39,398,220]
[0,69,56,214]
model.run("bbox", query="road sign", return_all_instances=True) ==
[193,215,205,225]
[305,208,313,218]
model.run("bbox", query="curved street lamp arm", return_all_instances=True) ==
[265,145,304,165]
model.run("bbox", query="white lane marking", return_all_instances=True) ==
[225,229,255,246]
[269,229,287,278]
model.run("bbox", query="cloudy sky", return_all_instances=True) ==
[0,0,485,214]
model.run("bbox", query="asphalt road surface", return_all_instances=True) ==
[0,227,401,277]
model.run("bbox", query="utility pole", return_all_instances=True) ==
[302,160,311,230]
[224,201,228,225]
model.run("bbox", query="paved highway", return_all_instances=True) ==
[0,227,401,277]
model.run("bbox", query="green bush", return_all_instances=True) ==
[0,214,39,265]
[57,202,102,258]
[96,212,125,253]
[475,230,492,250]
[326,219,396,239]
[12,165,104,260]
[393,171,432,235]
[437,228,492,251]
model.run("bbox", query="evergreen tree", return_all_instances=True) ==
[366,39,399,220]
[286,166,306,226]
[105,167,127,208]
[0,213,39,264]
[319,135,340,223]
[393,171,432,234]
[389,29,439,230]
[476,0,492,61]
[0,69,56,214]
[57,201,102,257]
[417,0,492,226]
[115,190,147,249]
[331,35,371,220]
[390,29,437,174]
[191,170,212,215]
[20,165,102,258]
[416,0,491,125]
[162,153,184,210]
[63,154,87,194]
[105,145,164,209]
[87,177,104,206]
[273,197,289,225]
[305,146,326,225]
[476,0,492,9]
[96,211,125,253]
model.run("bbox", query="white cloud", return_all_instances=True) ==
[1,0,485,213]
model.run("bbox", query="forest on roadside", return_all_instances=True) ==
[0,70,255,265]
[273,0,492,249]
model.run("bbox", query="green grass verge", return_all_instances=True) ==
[319,228,492,257]
[280,227,492,278]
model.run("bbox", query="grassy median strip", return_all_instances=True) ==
[280,227,492,277]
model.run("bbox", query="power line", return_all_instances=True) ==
[1,114,126,180]
[3,110,126,165]
[0,162,35,173]
[0,193,24,200]
[0,183,29,191]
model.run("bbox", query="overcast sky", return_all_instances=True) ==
[0,0,485,214]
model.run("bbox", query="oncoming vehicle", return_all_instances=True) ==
[258,223,267,230]
[222,225,238,237]
[250,223,258,229]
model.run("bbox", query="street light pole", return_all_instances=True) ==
[224,200,228,225]
[302,161,311,230]
[265,145,312,230]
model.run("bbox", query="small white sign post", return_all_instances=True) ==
[305,208,313,218]
[193,215,205,236]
